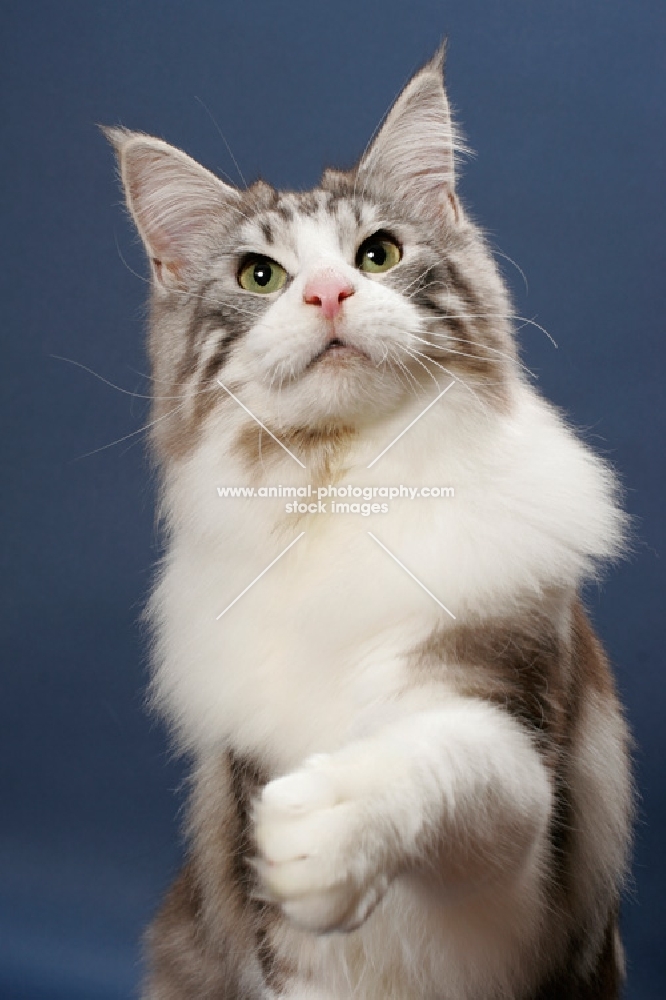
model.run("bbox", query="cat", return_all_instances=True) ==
[106,46,632,1000]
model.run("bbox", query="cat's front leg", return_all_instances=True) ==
[253,696,553,934]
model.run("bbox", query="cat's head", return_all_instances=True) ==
[107,48,516,465]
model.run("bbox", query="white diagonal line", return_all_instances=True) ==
[216,379,306,468]
[367,532,456,620]
[216,532,305,620]
[366,380,455,469]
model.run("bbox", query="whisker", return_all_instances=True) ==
[491,246,529,294]
[400,344,441,391]
[408,285,558,348]
[400,265,435,298]
[194,95,248,190]
[52,354,180,400]
[388,348,417,395]
[52,354,220,400]
[413,343,513,389]
[388,347,423,398]
[404,275,451,301]
[375,342,390,369]
[206,299,262,321]
[114,231,151,287]
[412,331,537,380]
[511,315,558,348]
[399,344,491,415]
[71,399,188,461]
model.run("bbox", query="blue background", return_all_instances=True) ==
[1,1,664,997]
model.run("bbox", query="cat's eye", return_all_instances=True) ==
[355,233,402,274]
[238,256,287,294]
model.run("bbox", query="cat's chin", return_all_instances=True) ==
[270,359,406,427]
[266,368,404,428]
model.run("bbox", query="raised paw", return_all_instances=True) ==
[253,755,390,933]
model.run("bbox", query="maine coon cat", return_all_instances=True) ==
[106,48,631,999]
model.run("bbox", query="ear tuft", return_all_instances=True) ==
[100,124,133,154]
[427,39,448,79]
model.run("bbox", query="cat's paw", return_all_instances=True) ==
[253,755,390,933]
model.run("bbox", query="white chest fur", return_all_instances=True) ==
[151,381,622,764]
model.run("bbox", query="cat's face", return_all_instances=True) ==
[202,186,441,429]
[108,49,515,462]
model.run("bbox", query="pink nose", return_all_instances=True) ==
[303,271,355,320]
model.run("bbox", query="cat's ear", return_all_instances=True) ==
[357,46,461,218]
[103,127,241,289]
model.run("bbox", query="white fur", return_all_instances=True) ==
[254,699,552,932]
[152,370,623,758]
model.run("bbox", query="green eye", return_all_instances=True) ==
[356,233,402,274]
[238,256,287,294]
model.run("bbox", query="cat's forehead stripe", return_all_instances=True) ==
[259,220,274,245]
[239,189,375,258]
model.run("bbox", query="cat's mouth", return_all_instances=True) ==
[309,337,368,367]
